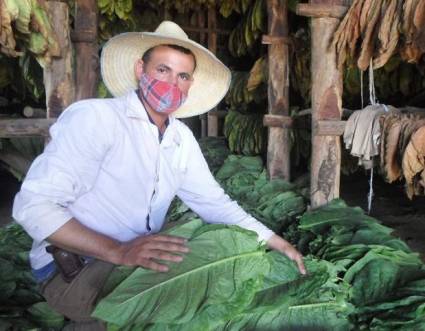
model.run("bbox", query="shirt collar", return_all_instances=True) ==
[124,90,175,126]
[123,90,180,145]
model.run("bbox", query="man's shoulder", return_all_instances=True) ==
[66,96,121,113]
[174,118,193,136]
[172,119,197,140]
[59,96,123,122]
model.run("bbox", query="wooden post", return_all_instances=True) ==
[44,1,75,118]
[308,0,347,208]
[206,5,218,137]
[73,0,99,101]
[198,11,207,46]
[265,0,290,180]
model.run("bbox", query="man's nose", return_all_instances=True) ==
[166,73,179,86]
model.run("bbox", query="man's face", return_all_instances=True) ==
[137,46,195,96]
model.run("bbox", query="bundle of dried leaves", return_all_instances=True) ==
[332,0,425,71]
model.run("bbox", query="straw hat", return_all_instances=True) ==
[100,21,231,118]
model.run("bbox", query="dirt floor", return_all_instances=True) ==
[1,167,425,260]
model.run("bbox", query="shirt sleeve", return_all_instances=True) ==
[12,101,115,242]
[176,136,274,243]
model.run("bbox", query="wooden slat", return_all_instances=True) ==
[0,119,55,137]
[296,3,348,18]
[263,114,293,128]
[315,120,346,136]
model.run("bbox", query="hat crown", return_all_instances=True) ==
[154,21,188,40]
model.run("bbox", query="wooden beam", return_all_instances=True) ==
[44,1,75,118]
[74,0,99,101]
[296,3,348,19]
[0,119,55,137]
[315,120,346,136]
[263,114,293,128]
[266,0,291,181]
[309,0,345,208]
[23,106,46,118]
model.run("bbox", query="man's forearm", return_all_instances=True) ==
[47,218,123,265]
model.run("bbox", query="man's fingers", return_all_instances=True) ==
[145,241,190,253]
[295,256,307,275]
[139,258,169,272]
[148,250,184,263]
[151,234,188,244]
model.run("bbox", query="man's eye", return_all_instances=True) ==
[157,67,167,73]
[179,74,190,81]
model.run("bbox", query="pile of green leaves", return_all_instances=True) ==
[290,199,425,330]
[215,155,306,232]
[198,136,231,174]
[93,219,353,330]
[3,139,425,330]
[0,223,65,330]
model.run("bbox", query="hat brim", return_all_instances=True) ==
[101,32,231,118]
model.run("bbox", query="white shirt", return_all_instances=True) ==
[13,91,274,269]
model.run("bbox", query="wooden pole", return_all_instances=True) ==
[73,0,99,101]
[205,5,218,137]
[265,0,290,180]
[44,1,75,118]
[198,12,207,46]
[309,0,347,208]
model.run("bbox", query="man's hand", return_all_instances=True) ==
[114,234,190,272]
[267,234,306,275]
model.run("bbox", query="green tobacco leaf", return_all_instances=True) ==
[27,302,65,328]
[218,300,353,331]
[100,219,205,298]
[344,246,425,306]
[93,227,269,328]
[215,253,353,331]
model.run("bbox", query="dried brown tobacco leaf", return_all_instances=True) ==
[385,117,404,183]
[413,0,425,52]
[397,114,423,166]
[0,0,20,57]
[357,0,383,70]
[332,0,365,69]
[402,0,418,42]
[402,126,425,199]
[400,0,422,62]
[380,113,401,181]
[373,0,402,69]
[359,0,375,33]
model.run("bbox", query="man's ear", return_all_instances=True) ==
[134,59,144,80]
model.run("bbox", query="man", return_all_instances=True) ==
[13,21,305,328]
